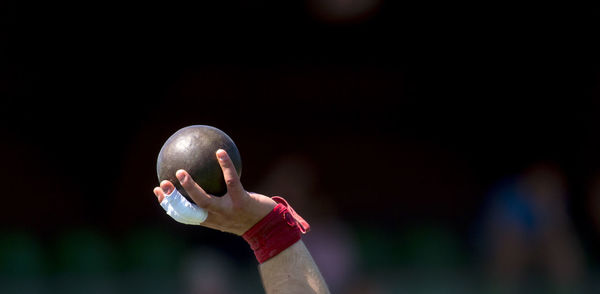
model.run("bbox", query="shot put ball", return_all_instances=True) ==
[156,125,242,199]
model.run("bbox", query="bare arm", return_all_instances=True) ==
[153,149,330,294]
[260,240,330,294]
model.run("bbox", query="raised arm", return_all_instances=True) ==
[260,240,330,294]
[153,149,329,294]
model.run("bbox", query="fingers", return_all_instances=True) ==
[216,149,245,201]
[160,180,174,195]
[176,169,214,209]
[153,187,164,202]
[153,180,175,203]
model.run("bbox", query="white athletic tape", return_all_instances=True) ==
[160,189,208,225]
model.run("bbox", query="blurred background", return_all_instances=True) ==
[1,1,599,293]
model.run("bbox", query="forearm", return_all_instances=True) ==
[259,240,330,294]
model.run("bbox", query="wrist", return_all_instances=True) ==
[231,193,277,236]
[242,197,310,263]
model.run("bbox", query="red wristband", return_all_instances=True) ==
[242,197,310,263]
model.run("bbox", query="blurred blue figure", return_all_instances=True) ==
[481,162,585,293]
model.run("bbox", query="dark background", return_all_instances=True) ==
[1,1,599,293]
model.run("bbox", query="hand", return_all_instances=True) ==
[153,149,277,235]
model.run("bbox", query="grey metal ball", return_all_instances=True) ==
[156,125,242,198]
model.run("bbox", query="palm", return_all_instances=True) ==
[154,150,276,235]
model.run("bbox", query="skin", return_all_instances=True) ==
[153,149,330,294]
[260,240,331,294]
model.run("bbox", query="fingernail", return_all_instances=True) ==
[162,186,173,195]
[216,149,227,161]
[176,170,186,182]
